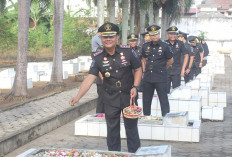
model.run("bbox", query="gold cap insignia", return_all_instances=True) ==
[151,26,156,31]
[131,34,135,39]
[105,24,112,31]
[147,46,150,50]
[172,26,176,31]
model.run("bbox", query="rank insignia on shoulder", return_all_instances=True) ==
[93,48,104,57]
[120,45,130,49]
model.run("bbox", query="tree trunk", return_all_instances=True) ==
[5,0,31,100]
[109,0,115,23]
[130,0,135,33]
[46,0,65,89]
[148,0,154,25]
[135,0,140,34]
[139,7,146,34]
[121,0,129,45]
[153,8,159,25]
[161,6,168,40]
[97,0,105,27]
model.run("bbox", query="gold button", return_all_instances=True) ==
[109,67,112,70]
[151,61,153,62]
[161,71,162,72]
[113,59,115,61]
[116,70,118,73]
[153,55,154,56]
[151,71,153,73]
[119,90,121,93]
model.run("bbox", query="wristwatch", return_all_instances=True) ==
[132,85,139,91]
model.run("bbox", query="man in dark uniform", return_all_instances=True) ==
[127,33,142,60]
[165,26,189,93]
[200,38,209,66]
[127,33,143,105]
[141,25,173,116]
[70,22,142,153]
[188,36,204,79]
[178,31,195,83]
[139,32,150,46]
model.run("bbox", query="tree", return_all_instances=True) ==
[108,0,115,23]
[5,0,31,100]
[30,0,51,30]
[129,0,135,33]
[148,0,154,25]
[97,0,104,27]
[138,0,148,34]
[121,0,129,45]
[45,0,65,89]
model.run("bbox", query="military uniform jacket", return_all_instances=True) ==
[165,40,187,75]
[192,43,204,68]
[89,45,141,94]
[142,40,173,83]
[184,42,195,68]
[131,46,142,60]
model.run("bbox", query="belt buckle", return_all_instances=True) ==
[116,81,121,88]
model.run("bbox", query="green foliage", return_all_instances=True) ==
[198,30,208,40]
[0,16,17,52]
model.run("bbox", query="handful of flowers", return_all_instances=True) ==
[123,98,142,119]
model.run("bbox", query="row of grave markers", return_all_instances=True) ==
[0,56,92,90]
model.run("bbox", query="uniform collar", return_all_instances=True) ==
[150,40,162,46]
[103,45,120,57]
[167,39,178,45]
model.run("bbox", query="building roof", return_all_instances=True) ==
[191,11,225,17]
[198,0,232,10]
[214,0,232,10]
[198,0,221,8]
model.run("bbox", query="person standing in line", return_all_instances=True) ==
[91,29,104,113]
[200,38,209,67]
[141,25,173,117]
[188,36,204,79]
[178,31,195,83]
[165,26,189,93]
[71,22,142,153]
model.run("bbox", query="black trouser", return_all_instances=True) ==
[142,81,170,116]
[189,66,201,79]
[167,74,181,93]
[96,84,104,113]
[203,60,207,67]
[103,91,140,153]
[184,72,191,83]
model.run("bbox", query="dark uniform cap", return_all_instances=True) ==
[127,33,138,41]
[98,22,119,37]
[141,32,149,37]
[166,26,178,34]
[188,36,197,42]
[178,31,188,39]
[146,25,161,35]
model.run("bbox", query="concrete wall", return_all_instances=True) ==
[174,17,232,52]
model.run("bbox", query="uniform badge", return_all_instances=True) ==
[120,52,124,55]
[121,56,125,60]
[104,57,107,61]
[147,47,150,50]
[176,44,179,48]
[159,47,162,49]
[105,72,110,77]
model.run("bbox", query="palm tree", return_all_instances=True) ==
[148,0,154,25]
[97,0,104,27]
[30,0,51,30]
[138,0,148,34]
[121,0,129,45]
[108,0,115,23]
[45,0,65,89]
[129,0,135,33]
[5,0,31,100]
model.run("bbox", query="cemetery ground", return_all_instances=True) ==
[0,55,231,157]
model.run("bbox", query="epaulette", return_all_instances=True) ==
[163,41,170,45]
[120,45,130,49]
[93,48,103,57]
